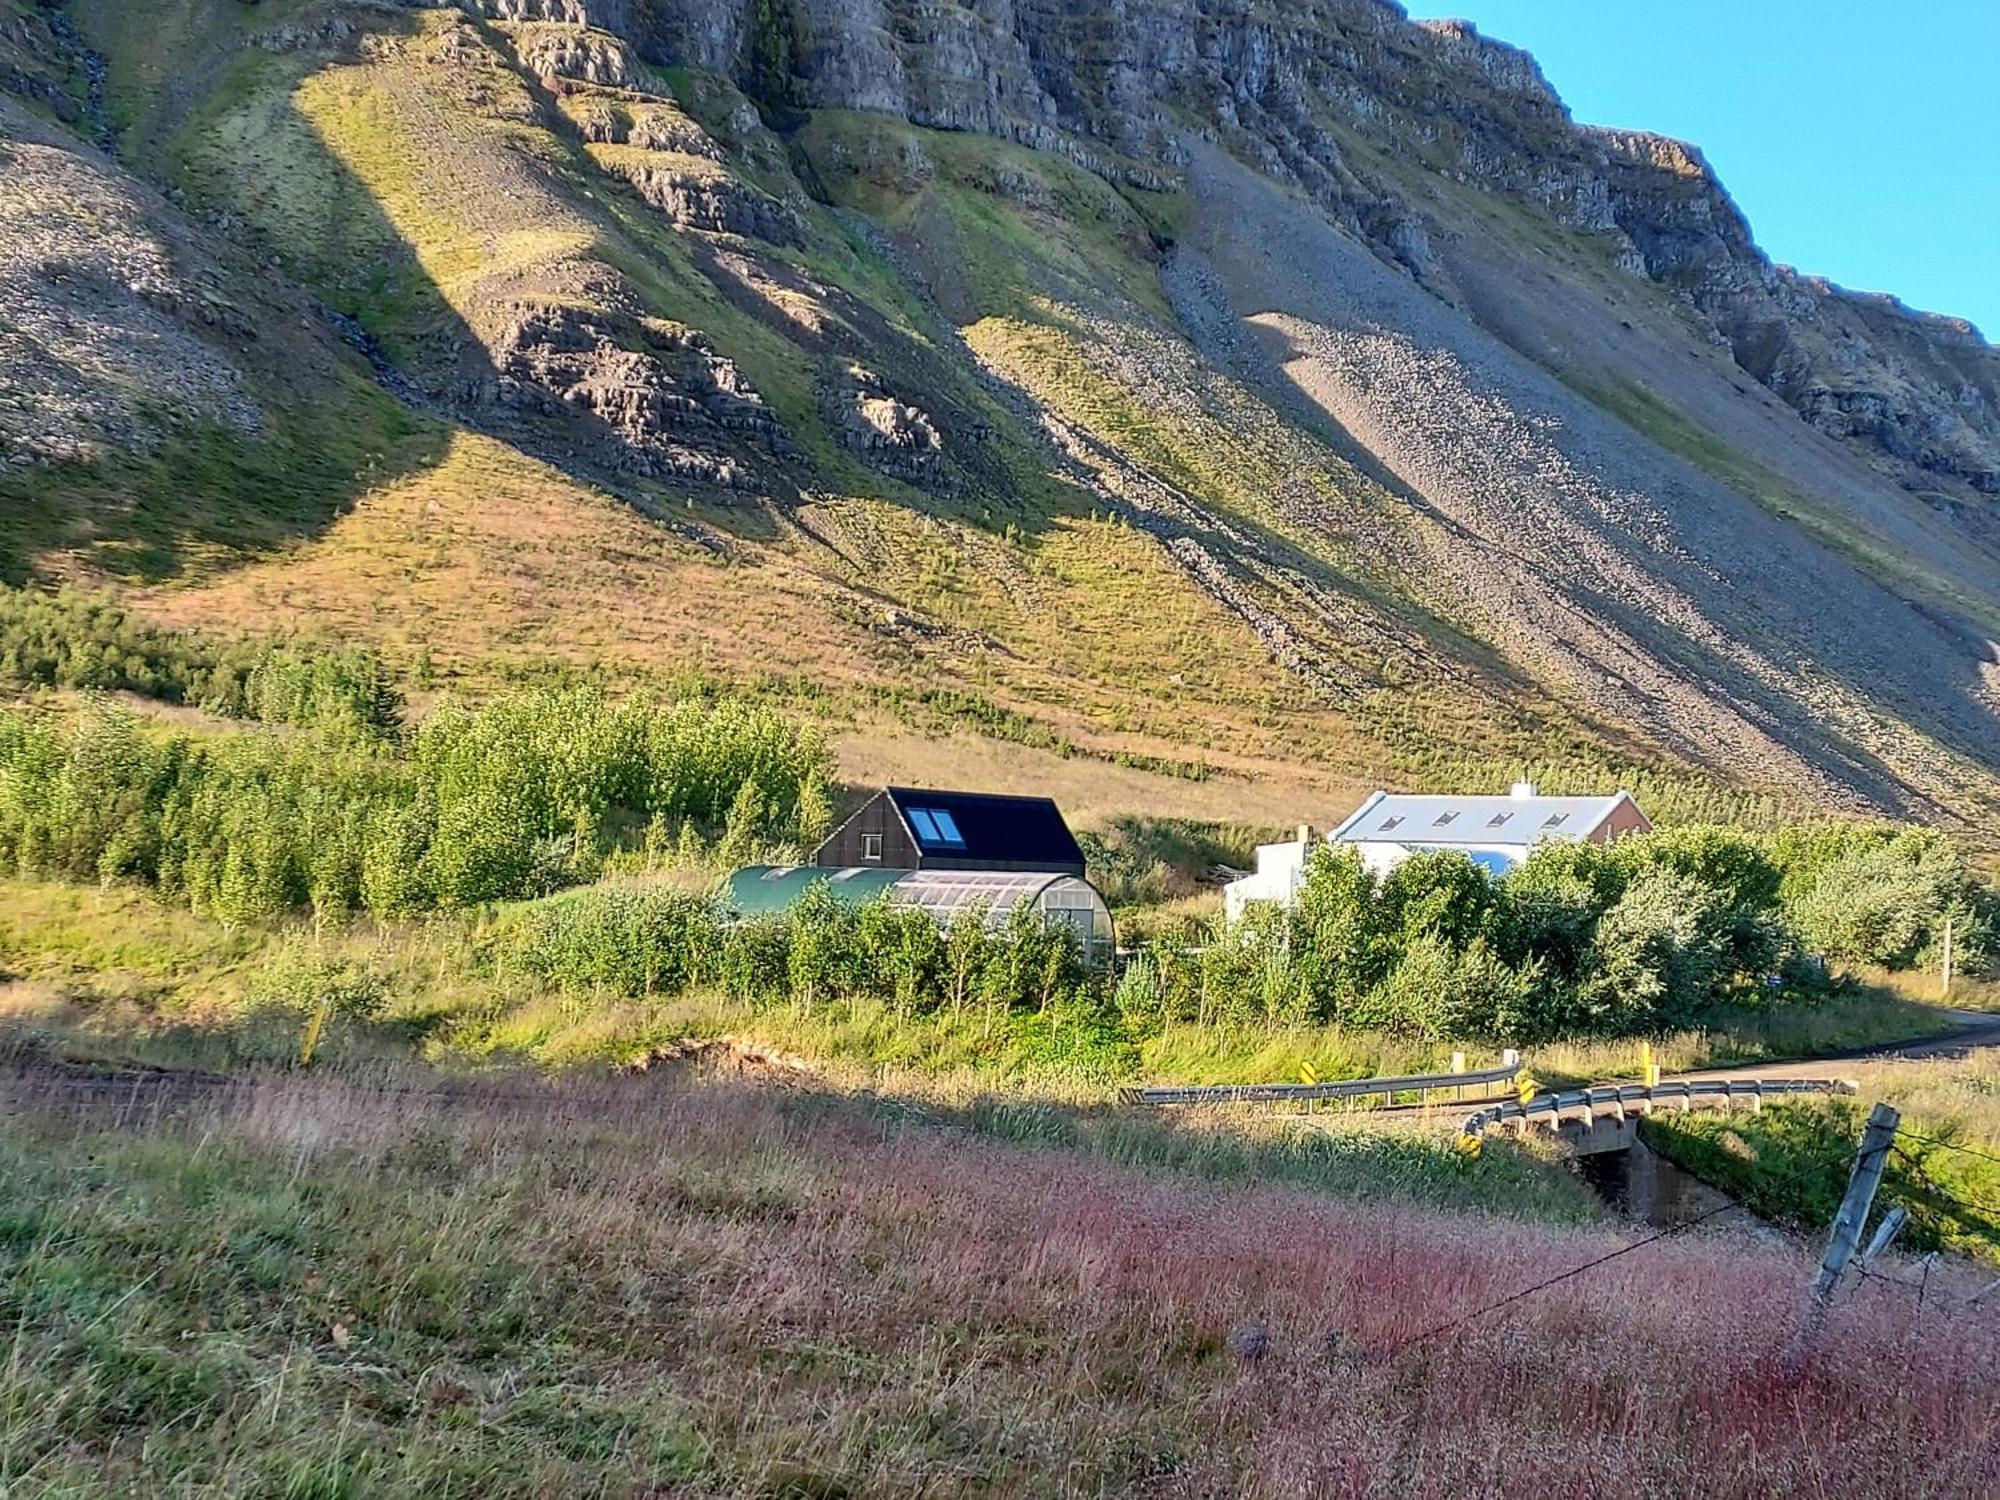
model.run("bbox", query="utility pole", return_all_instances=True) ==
[1801,1101,1900,1341]
[1940,916,1955,1002]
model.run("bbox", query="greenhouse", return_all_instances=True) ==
[722,866,1116,964]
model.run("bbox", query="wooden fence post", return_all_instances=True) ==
[1802,1102,1900,1337]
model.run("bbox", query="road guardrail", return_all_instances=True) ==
[1120,1057,1521,1109]
[1459,1076,1858,1136]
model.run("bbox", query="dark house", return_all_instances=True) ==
[813,787,1087,877]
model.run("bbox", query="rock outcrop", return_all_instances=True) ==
[568,0,1997,498]
[604,156,805,242]
[487,303,786,487]
[828,363,942,483]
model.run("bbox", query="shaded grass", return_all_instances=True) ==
[1642,1055,2000,1264]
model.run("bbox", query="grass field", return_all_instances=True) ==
[1642,1050,2000,1264]
[2,1065,1995,1498]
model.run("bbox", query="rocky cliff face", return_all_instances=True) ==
[556,0,1997,499]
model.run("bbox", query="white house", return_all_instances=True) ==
[1222,823,1321,922]
[1224,784,1651,920]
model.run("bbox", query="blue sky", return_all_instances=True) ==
[1434,1,2000,336]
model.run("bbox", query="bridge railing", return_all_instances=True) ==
[1120,1058,1520,1109]
[1459,1076,1859,1136]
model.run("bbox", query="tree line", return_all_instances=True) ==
[0,587,403,738]
[0,690,834,924]
[1132,824,1988,1042]
[496,881,1092,1026]
[473,814,1988,1053]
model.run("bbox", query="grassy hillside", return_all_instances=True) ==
[5,0,1910,842]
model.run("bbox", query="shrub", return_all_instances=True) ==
[250,945,391,1066]
[1575,866,1731,1034]
[501,887,725,996]
[721,915,792,1007]
[0,585,404,737]
[1777,825,1985,971]
[1290,845,1388,1023]
[0,686,836,922]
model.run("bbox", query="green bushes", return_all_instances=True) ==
[1162,822,1989,1045]
[1773,822,1987,969]
[494,880,1096,1034]
[1643,1099,2000,1263]
[0,688,834,922]
[499,887,725,996]
[1080,815,1269,909]
[250,945,392,1066]
[0,586,403,737]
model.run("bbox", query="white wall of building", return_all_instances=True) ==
[1222,831,1314,922]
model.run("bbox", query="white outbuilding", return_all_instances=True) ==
[1224,783,1651,920]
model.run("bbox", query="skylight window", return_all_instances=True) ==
[1379,816,1404,832]
[1487,812,1512,827]
[906,806,967,849]
[1432,811,1460,827]
[1543,812,1570,829]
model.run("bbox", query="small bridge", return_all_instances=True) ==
[1461,1077,1860,1154]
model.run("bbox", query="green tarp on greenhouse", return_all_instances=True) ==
[721,865,909,916]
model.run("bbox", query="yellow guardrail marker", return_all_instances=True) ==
[1300,1062,1319,1086]
[1640,1041,1660,1089]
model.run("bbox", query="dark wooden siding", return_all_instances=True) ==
[813,791,920,869]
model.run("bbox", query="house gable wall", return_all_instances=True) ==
[813,791,921,869]
[1588,798,1654,845]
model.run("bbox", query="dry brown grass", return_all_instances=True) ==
[135,432,891,686]
[2,1066,1995,1497]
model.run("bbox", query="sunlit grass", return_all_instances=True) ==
[1,1067,1992,1495]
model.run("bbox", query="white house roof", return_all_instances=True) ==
[1330,789,1638,849]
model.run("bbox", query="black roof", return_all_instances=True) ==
[885,787,1085,870]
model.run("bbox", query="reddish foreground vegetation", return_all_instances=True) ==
[3,1067,1996,1497]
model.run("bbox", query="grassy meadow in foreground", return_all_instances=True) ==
[1,1068,1995,1499]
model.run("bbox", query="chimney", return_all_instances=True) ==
[1510,781,1536,799]
[1297,823,1315,846]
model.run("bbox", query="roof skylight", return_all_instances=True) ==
[907,806,967,849]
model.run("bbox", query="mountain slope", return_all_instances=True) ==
[3,0,1996,835]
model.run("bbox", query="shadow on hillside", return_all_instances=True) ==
[2,11,775,588]
[1233,311,2000,821]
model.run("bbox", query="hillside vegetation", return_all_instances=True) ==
[0,0,1993,843]
[4,6,1999,1493]
[1,618,1983,1085]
